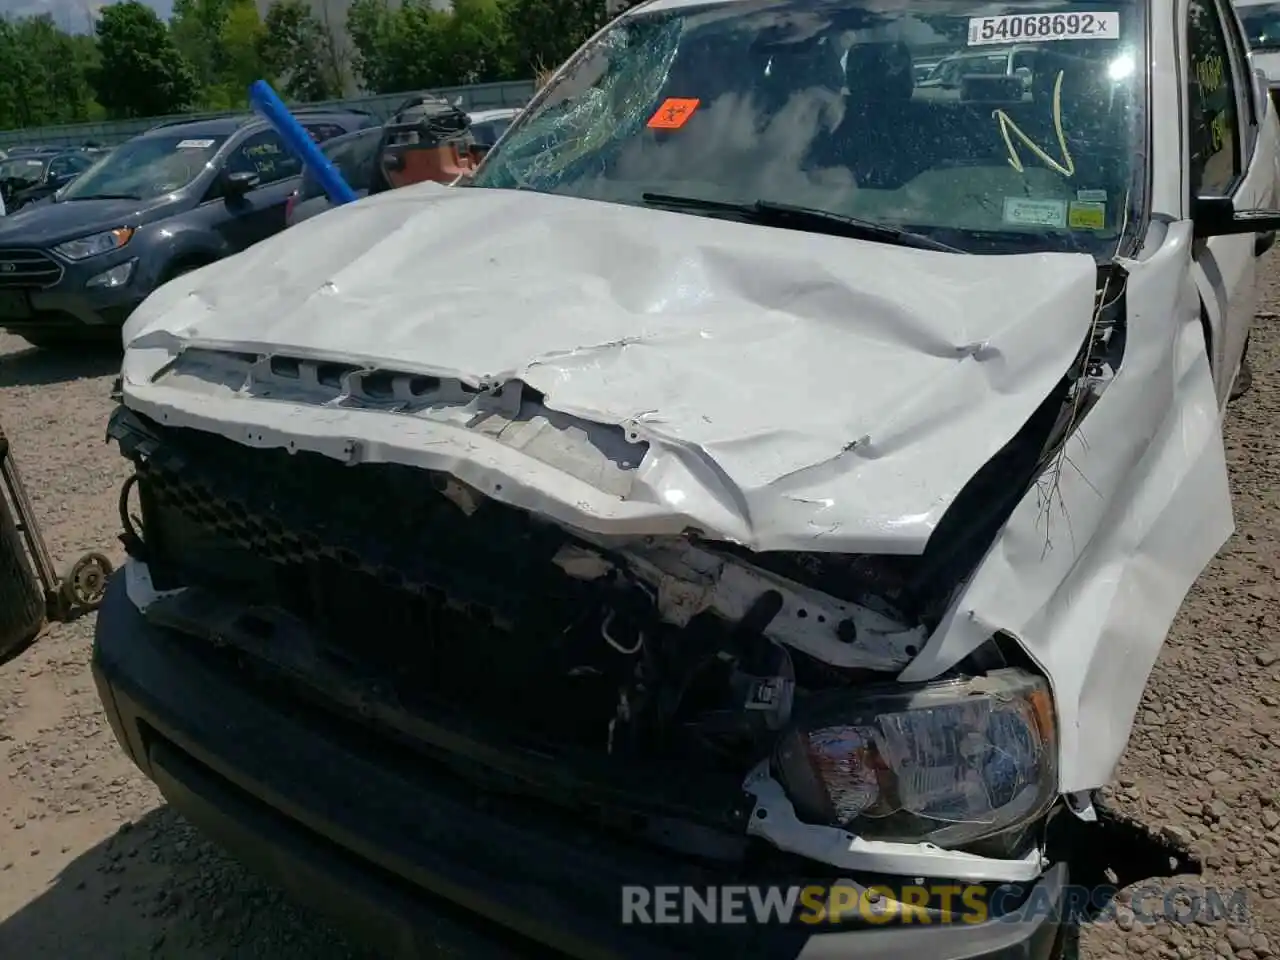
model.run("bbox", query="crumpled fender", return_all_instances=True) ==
[901,220,1234,793]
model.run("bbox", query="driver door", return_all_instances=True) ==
[216,130,304,252]
[1187,0,1271,408]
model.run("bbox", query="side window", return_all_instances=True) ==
[306,139,356,198]
[348,133,381,192]
[1187,0,1242,196]
[225,130,302,186]
[326,139,358,174]
[305,123,347,144]
[48,157,77,177]
[1218,1,1260,134]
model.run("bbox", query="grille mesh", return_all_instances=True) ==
[0,249,64,289]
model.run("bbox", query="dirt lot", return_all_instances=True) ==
[0,267,1277,958]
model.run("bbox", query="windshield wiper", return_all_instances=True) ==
[63,193,142,202]
[640,192,964,253]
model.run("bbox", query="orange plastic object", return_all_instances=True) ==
[384,142,478,188]
[647,98,701,129]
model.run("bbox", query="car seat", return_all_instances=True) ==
[819,41,919,187]
[746,32,847,120]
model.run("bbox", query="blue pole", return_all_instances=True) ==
[248,79,358,206]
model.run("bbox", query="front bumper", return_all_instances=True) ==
[92,571,1070,960]
[0,248,145,333]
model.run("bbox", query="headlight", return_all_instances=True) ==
[86,259,135,289]
[772,668,1056,847]
[53,226,134,261]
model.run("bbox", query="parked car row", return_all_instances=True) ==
[0,146,107,215]
[0,102,520,350]
[284,104,520,226]
[90,1,1280,958]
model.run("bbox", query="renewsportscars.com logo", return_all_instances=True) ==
[620,883,1249,926]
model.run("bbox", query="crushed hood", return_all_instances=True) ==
[122,183,1099,554]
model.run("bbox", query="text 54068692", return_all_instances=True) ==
[967,11,1121,45]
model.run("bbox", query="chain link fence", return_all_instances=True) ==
[0,79,537,151]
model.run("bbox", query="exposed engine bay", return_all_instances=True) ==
[107,260,1197,888]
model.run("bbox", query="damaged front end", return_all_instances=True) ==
[105,257,1197,901]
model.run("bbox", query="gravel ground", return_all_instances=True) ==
[0,261,1277,958]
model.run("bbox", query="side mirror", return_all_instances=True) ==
[1192,196,1280,238]
[223,170,261,196]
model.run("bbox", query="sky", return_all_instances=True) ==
[0,0,173,32]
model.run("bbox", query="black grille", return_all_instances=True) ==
[0,249,63,289]
[114,407,776,836]
[124,410,625,697]
[128,418,680,756]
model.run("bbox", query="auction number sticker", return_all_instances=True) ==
[176,139,215,149]
[1003,197,1067,228]
[967,11,1120,44]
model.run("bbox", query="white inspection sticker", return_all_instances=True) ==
[968,11,1120,45]
[1003,197,1067,228]
[176,138,215,149]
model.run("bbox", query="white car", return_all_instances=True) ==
[1238,0,1280,81]
[97,0,1277,956]
[466,106,522,148]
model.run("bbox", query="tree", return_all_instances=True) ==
[92,1,199,118]
[347,0,423,94]
[347,0,516,94]
[498,0,603,77]
[169,0,230,100]
[170,0,269,108]
[219,0,269,106]
[437,0,512,85]
[260,0,344,102]
[0,15,97,130]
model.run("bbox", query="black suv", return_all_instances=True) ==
[0,110,374,349]
[0,147,104,213]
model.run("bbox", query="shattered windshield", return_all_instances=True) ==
[472,0,1146,257]
[1239,3,1280,51]
[59,135,228,202]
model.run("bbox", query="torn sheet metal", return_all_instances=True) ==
[566,538,926,669]
[901,220,1234,793]
[120,184,1098,555]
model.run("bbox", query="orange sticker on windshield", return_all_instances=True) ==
[647,98,700,130]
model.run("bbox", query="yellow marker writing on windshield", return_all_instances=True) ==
[992,70,1074,178]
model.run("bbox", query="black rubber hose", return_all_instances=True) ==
[117,473,145,559]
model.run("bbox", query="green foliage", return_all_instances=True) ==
[0,0,590,133]
[497,0,604,77]
[259,0,344,102]
[345,0,602,93]
[0,15,98,129]
[93,1,199,118]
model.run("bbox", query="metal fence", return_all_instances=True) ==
[0,79,537,150]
